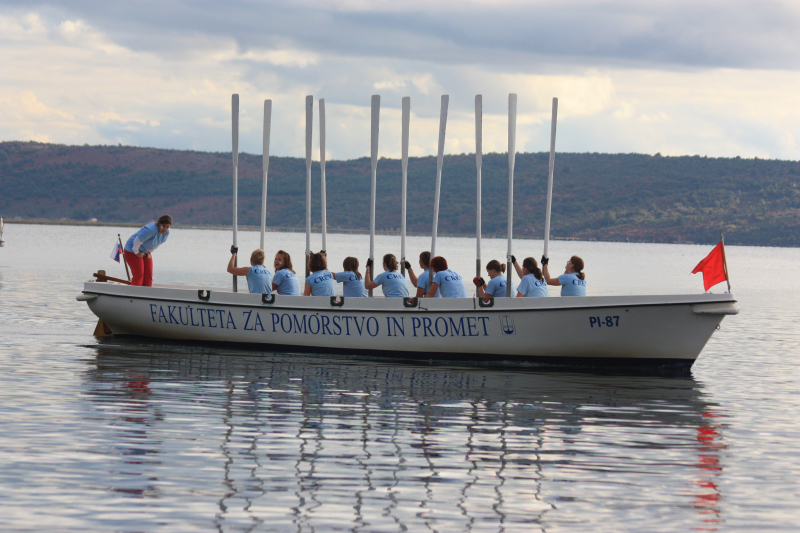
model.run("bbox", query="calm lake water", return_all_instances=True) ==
[0,223,798,532]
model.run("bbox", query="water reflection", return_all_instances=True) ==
[84,339,726,532]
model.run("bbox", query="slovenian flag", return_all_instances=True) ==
[110,242,123,262]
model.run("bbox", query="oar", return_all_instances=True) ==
[369,95,380,296]
[261,99,272,251]
[305,95,313,280]
[401,96,410,277]
[475,94,482,282]
[319,98,327,254]
[507,93,517,297]
[543,97,558,263]
[429,94,449,283]
[231,94,239,293]
[118,234,131,281]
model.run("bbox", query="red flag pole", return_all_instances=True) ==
[720,232,731,292]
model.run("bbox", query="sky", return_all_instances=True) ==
[1,0,799,161]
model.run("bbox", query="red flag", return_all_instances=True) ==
[692,243,728,291]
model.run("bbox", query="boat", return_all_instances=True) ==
[78,93,739,369]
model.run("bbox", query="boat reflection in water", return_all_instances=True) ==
[85,339,725,531]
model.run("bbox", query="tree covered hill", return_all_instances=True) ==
[1,141,798,246]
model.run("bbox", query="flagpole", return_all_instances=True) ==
[720,232,731,292]
[118,234,131,281]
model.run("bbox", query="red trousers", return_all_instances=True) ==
[124,250,153,286]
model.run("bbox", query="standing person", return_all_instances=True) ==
[511,256,549,297]
[304,251,336,296]
[543,255,587,296]
[405,251,441,300]
[334,257,368,297]
[474,259,515,303]
[426,256,467,298]
[226,247,273,294]
[271,250,301,295]
[123,215,171,287]
[364,253,409,297]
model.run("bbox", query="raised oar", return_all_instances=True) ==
[369,95,380,297]
[319,98,327,254]
[543,97,558,264]
[507,93,517,297]
[401,96,410,277]
[475,94,482,282]
[231,93,239,293]
[260,99,272,251]
[429,94,449,282]
[305,95,313,280]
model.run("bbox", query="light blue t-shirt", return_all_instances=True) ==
[517,273,549,297]
[334,271,368,297]
[246,264,273,294]
[124,222,169,254]
[416,269,441,298]
[306,270,336,296]
[272,269,300,295]
[558,272,586,296]
[485,273,515,297]
[432,269,468,298]
[373,270,409,298]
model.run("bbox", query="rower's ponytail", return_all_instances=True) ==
[571,255,585,280]
[522,257,543,281]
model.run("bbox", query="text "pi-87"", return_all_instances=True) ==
[590,316,619,328]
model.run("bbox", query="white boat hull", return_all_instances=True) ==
[80,282,738,368]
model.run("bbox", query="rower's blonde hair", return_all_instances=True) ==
[250,249,265,265]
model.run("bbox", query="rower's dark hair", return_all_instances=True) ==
[383,253,398,272]
[486,259,506,274]
[430,256,448,272]
[308,252,327,273]
[522,257,543,281]
[419,251,431,267]
[276,250,294,273]
[571,255,585,280]
[343,256,362,280]
[157,214,172,226]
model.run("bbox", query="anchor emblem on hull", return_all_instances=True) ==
[500,315,515,335]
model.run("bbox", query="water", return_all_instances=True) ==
[0,224,798,532]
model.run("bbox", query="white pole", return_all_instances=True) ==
[475,94,482,281]
[430,95,449,262]
[507,93,517,297]
[369,95,380,296]
[231,94,239,293]
[305,95,313,279]
[401,96,410,277]
[543,97,558,261]
[260,100,272,251]
[319,98,327,253]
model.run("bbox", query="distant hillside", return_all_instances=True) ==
[0,141,798,246]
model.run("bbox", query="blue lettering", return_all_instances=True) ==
[254,313,264,331]
[353,317,365,336]
[321,315,333,335]
[366,317,379,337]
[226,311,236,329]
[332,316,342,335]
[387,316,405,337]
[167,306,179,324]
[243,310,253,331]
[422,317,434,337]
[466,317,478,336]
[477,317,490,336]
[216,310,225,326]
[308,315,321,334]
[207,309,217,328]
[293,314,307,334]
[449,317,465,337]
[280,314,292,333]
[589,317,598,328]
[190,308,200,327]
[434,317,448,337]
[272,313,280,332]
[150,304,157,322]
[158,306,168,323]
[411,317,421,337]
[343,316,352,336]
[179,307,189,325]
